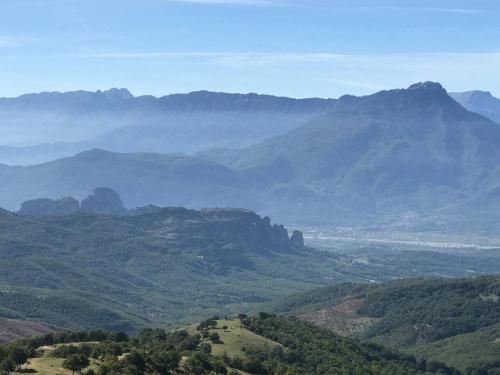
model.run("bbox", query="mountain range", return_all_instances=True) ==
[3,83,500,232]
[0,89,338,165]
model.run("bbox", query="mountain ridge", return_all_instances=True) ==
[451,90,500,124]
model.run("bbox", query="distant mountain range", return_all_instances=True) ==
[207,82,500,229]
[1,86,499,166]
[0,89,338,165]
[2,83,500,231]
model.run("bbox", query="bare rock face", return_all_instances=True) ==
[19,197,79,217]
[81,187,126,215]
[290,230,305,249]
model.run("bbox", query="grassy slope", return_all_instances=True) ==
[13,344,100,375]
[10,317,441,375]
[191,319,280,358]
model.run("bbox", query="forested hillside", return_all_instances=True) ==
[0,315,459,375]
[0,207,346,335]
[272,277,500,372]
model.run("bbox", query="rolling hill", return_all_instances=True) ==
[271,276,500,373]
[0,149,255,211]
[0,315,458,375]
[0,206,354,333]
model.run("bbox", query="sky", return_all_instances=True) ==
[1,0,500,98]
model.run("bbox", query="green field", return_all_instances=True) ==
[13,343,100,375]
[189,318,280,358]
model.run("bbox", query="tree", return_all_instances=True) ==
[0,358,15,375]
[8,347,29,371]
[200,343,212,353]
[184,352,214,375]
[145,344,180,375]
[62,354,90,375]
[90,346,102,363]
[209,332,222,344]
[123,351,146,374]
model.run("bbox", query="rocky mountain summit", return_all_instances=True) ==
[19,187,125,217]
[18,197,79,217]
[81,187,126,215]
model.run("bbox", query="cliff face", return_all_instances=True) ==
[81,187,126,215]
[125,207,305,256]
[17,191,305,269]
[18,197,79,217]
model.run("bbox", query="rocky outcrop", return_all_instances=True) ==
[18,197,79,217]
[290,230,305,249]
[81,187,126,215]
[125,207,304,257]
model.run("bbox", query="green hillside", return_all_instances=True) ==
[0,315,458,375]
[271,277,500,371]
[0,207,358,334]
[408,323,500,373]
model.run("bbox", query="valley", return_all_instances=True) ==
[2,1,500,373]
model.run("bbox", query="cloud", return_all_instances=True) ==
[0,36,30,48]
[75,51,500,67]
[168,0,279,5]
[80,51,347,63]
[166,0,492,13]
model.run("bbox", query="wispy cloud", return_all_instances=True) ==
[169,0,280,5]
[73,51,500,67]
[0,36,30,48]
[79,51,347,63]
[66,50,500,94]
[165,0,490,13]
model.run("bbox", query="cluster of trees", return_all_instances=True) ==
[44,327,229,375]
[0,330,124,375]
[358,278,500,347]
[5,313,500,375]
[0,346,32,374]
[237,313,461,375]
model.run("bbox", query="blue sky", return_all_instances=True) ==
[1,0,500,98]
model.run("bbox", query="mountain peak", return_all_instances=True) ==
[407,81,446,93]
[99,88,134,100]
[450,90,497,106]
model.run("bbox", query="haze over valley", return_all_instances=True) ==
[2,1,500,374]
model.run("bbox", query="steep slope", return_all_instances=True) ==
[451,90,500,124]
[0,89,337,164]
[215,82,500,227]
